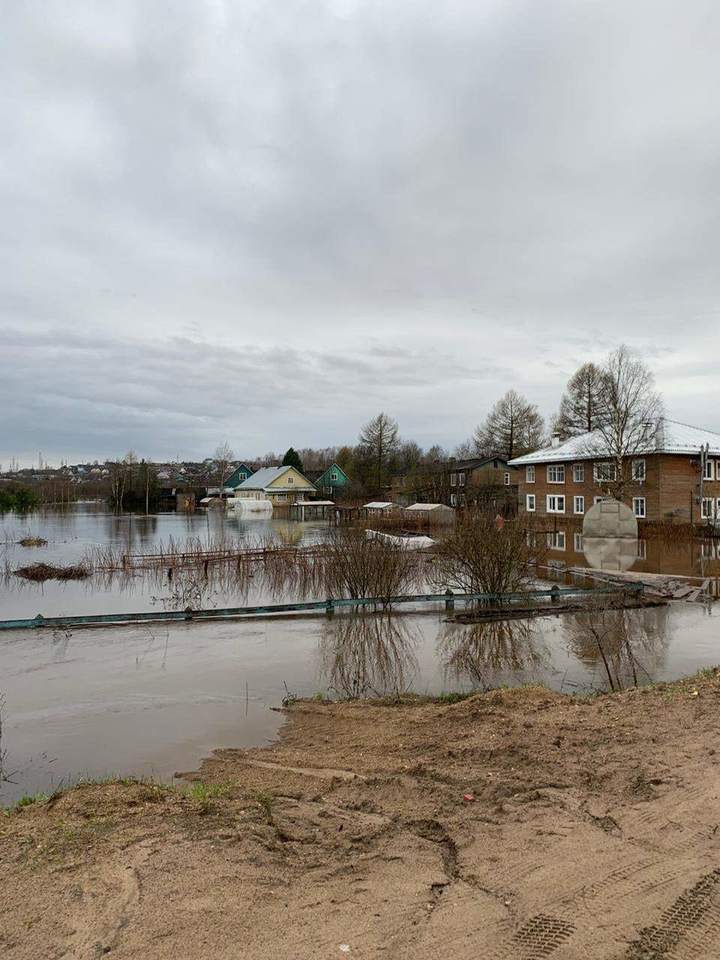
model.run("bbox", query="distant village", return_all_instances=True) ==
[2,346,720,529]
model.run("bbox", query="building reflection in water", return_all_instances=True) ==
[437,618,549,690]
[319,614,420,699]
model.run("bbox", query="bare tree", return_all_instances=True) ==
[213,442,235,491]
[432,510,546,595]
[553,362,607,438]
[108,450,138,510]
[589,345,664,499]
[358,412,400,492]
[474,390,544,460]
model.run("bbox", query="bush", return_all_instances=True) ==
[432,511,546,595]
[0,486,39,512]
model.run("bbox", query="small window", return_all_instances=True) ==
[459,472,466,486]
[574,532,584,552]
[526,494,536,512]
[546,531,566,551]
[450,493,457,507]
[287,476,294,484]
[504,472,511,486]
[526,465,535,483]
[330,472,338,481]
[459,493,466,506]
[702,497,715,520]
[637,539,647,559]
[547,465,565,484]
[450,472,457,486]
[594,462,617,482]
[573,496,585,515]
[632,459,646,482]
[703,460,714,481]
[572,463,584,483]
[546,494,565,514]
[594,496,604,505]
[633,497,646,519]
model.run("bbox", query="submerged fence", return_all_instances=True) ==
[0,583,644,632]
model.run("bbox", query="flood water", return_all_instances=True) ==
[1,505,719,805]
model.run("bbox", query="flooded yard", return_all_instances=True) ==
[1,505,719,806]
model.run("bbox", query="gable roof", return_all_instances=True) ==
[236,465,315,491]
[225,463,254,487]
[315,462,350,483]
[508,418,720,466]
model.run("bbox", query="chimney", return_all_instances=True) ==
[551,434,561,448]
[654,418,664,451]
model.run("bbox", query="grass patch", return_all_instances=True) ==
[255,790,275,825]
[11,792,49,811]
[433,691,474,705]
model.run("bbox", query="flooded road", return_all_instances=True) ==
[1,505,720,806]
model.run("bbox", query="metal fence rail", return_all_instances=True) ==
[0,583,644,632]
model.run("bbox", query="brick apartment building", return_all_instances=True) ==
[508,418,720,526]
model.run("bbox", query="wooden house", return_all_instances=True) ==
[233,466,316,505]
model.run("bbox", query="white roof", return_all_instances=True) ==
[236,466,315,490]
[364,501,395,509]
[295,500,335,506]
[405,502,453,512]
[508,418,720,466]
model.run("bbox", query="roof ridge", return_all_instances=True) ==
[663,417,720,438]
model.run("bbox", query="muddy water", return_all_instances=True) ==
[1,506,720,806]
[1,602,719,805]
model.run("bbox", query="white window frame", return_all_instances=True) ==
[572,463,585,483]
[637,539,647,559]
[573,496,585,515]
[504,472,511,486]
[526,494,536,512]
[526,465,535,483]
[701,497,715,520]
[703,460,714,481]
[330,472,338,481]
[574,532,584,552]
[546,494,565,514]
[458,472,466,486]
[450,472,457,486]
[546,531,566,551]
[632,459,646,482]
[633,497,646,519]
[594,496,604,505]
[547,464,565,484]
[450,493,457,507]
[594,461,617,483]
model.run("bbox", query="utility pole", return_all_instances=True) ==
[700,443,710,523]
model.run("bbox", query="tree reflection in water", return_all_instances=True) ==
[438,618,548,690]
[319,614,420,699]
[563,603,668,691]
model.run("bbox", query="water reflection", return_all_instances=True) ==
[319,614,420,698]
[438,618,549,690]
[562,604,669,690]
[582,536,639,572]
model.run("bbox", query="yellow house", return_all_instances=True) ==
[233,466,317,504]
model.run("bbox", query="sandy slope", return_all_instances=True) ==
[3,673,720,959]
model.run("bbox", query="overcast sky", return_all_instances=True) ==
[3,0,720,466]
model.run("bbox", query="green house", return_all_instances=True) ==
[224,463,254,489]
[308,463,350,498]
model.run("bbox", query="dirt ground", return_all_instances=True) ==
[3,673,720,959]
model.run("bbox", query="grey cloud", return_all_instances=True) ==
[2,0,720,463]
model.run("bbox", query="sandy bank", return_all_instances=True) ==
[3,673,720,958]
